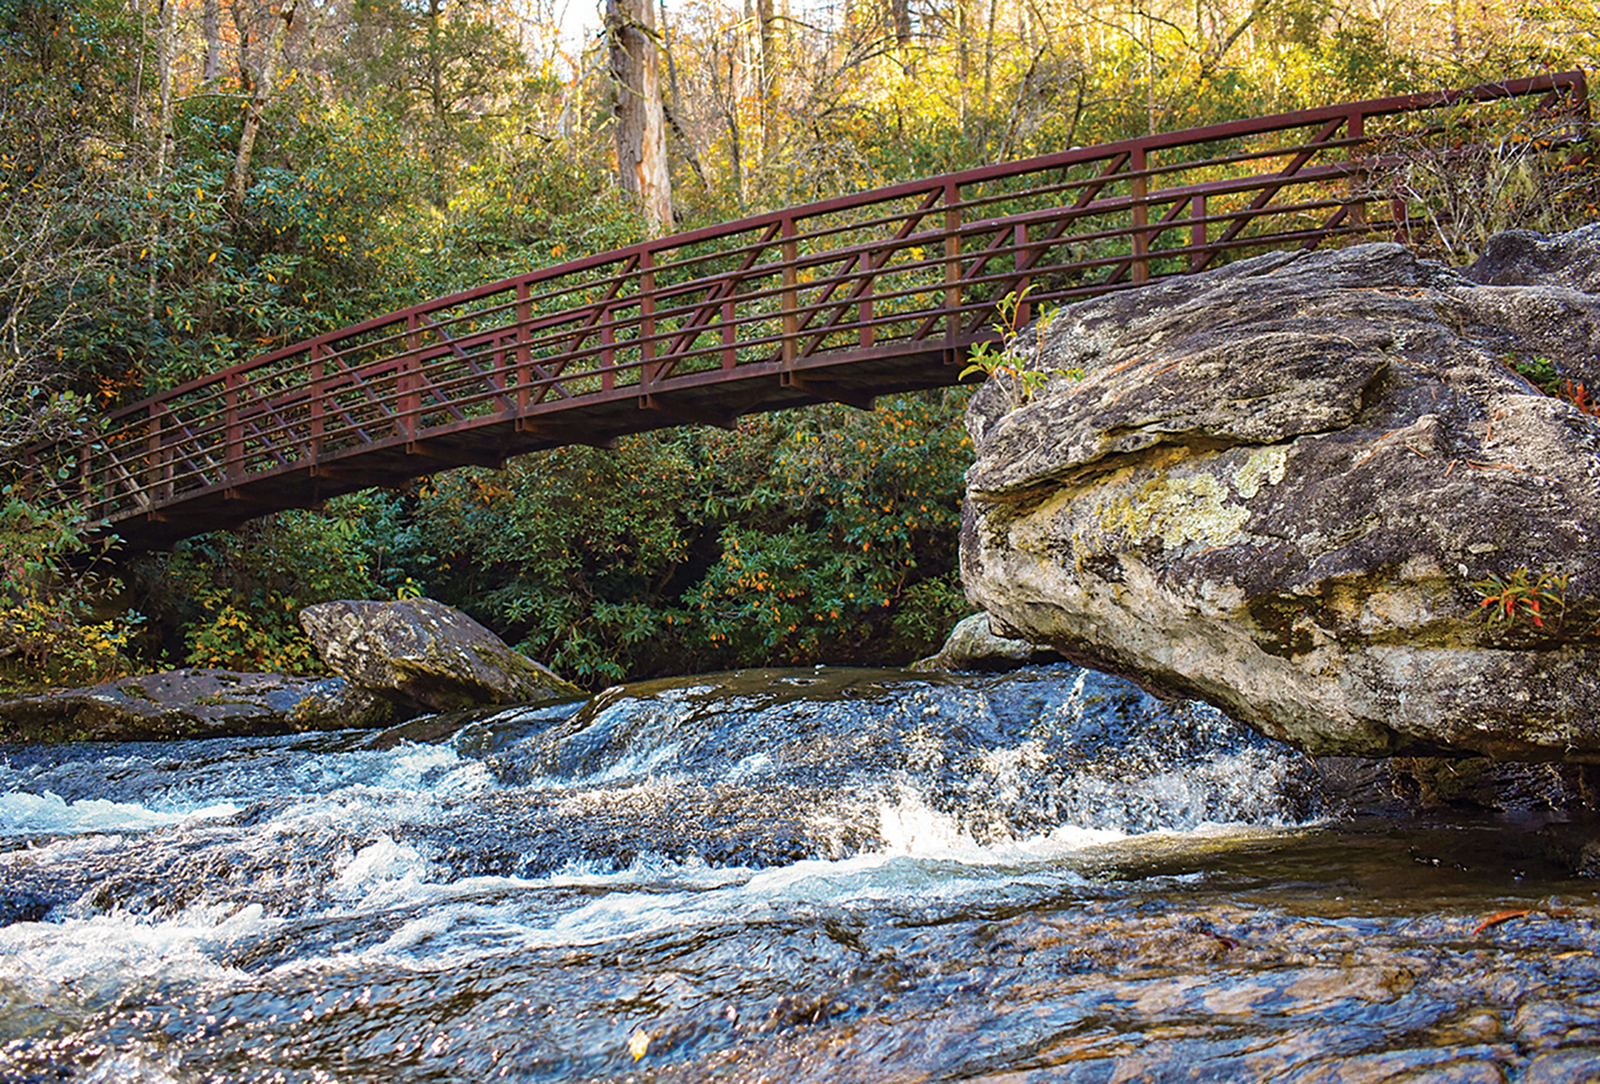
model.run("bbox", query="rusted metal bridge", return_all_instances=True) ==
[25,71,1590,551]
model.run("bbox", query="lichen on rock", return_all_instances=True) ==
[961,233,1600,761]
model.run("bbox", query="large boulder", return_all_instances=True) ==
[299,598,582,715]
[961,234,1600,761]
[0,669,392,743]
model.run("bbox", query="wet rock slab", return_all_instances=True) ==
[0,668,393,743]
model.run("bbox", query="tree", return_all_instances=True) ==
[0,0,134,456]
[0,120,114,457]
[607,0,673,232]
[330,0,530,207]
[227,0,298,213]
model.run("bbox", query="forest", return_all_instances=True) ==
[0,0,1596,689]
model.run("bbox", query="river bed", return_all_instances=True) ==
[2,663,1599,1082]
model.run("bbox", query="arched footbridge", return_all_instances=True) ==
[24,71,1590,552]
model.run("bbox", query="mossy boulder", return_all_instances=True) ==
[961,234,1600,761]
[299,598,582,715]
[0,668,393,743]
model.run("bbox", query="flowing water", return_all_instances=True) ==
[3,663,1600,1083]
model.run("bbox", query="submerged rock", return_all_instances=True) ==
[911,612,1059,671]
[961,233,1600,761]
[0,668,392,743]
[299,597,582,715]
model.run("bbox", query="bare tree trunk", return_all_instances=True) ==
[607,0,673,234]
[891,0,911,44]
[231,0,253,94]
[229,0,296,215]
[758,0,778,159]
[957,0,971,130]
[710,28,744,208]
[982,0,997,109]
[660,0,681,115]
[424,0,449,207]
[147,0,174,324]
[203,0,222,81]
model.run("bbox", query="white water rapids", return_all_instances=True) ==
[3,664,1598,1082]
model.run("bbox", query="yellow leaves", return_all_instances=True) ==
[628,1029,651,1061]
[208,252,218,264]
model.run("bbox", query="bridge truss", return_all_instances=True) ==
[22,71,1591,551]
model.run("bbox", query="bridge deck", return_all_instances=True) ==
[22,72,1591,552]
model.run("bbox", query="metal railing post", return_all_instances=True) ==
[1013,222,1031,325]
[146,403,165,506]
[944,180,962,341]
[1390,197,1410,244]
[640,247,658,387]
[225,371,243,484]
[1346,109,1369,227]
[1189,194,1208,271]
[402,314,421,441]
[859,250,875,349]
[516,281,532,414]
[309,344,325,462]
[601,303,616,391]
[1131,146,1150,283]
[781,215,798,363]
[721,289,738,369]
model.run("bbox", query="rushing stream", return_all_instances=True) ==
[3,663,1600,1082]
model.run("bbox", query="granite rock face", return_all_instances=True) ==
[961,234,1600,760]
[0,668,392,743]
[300,598,582,715]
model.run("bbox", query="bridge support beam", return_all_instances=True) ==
[224,486,280,507]
[308,463,364,485]
[515,417,619,450]
[405,440,507,471]
[781,372,876,411]
[638,394,738,431]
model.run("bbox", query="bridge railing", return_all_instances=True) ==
[25,71,1590,531]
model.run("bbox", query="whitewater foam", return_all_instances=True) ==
[0,790,242,837]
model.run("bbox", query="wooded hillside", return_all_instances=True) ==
[2,0,1596,688]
